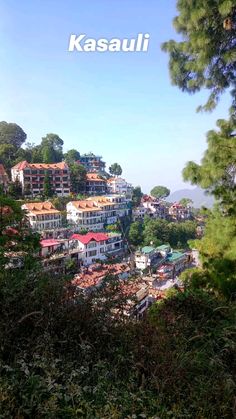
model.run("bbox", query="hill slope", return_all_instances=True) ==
[167,187,214,208]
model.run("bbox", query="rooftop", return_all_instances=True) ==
[23,202,60,215]
[166,251,186,263]
[12,161,68,170]
[141,246,155,254]
[71,232,108,245]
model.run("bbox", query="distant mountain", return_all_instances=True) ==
[167,187,214,209]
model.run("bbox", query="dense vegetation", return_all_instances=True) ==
[129,217,197,248]
[0,257,235,417]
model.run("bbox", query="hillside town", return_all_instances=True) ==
[1,151,202,319]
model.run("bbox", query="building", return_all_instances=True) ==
[157,251,189,278]
[135,246,163,271]
[107,177,133,198]
[169,203,192,221]
[71,263,131,293]
[142,195,169,219]
[22,202,62,232]
[67,195,129,231]
[11,161,71,197]
[0,164,9,192]
[78,153,106,173]
[85,173,107,195]
[66,200,104,231]
[132,206,148,221]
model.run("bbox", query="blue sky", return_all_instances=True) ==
[0,0,231,193]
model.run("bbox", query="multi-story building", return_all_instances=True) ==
[132,206,148,221]
[66,200,104,231]
[22,202,62,232]
[0,164,9,192]
[67,195,130,231]
[168,203,192,221]
[78,153,106,173]
[142,195,169,219]
[11,161,71,196]
[107,177,133,198]
[135,246,163,271]
[40,232,124,269]
[85,173,107,195]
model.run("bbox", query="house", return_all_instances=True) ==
[135,246,163,271]
[132,206,148,221]
[85,173,107,195]
[0,164,9,192]
[22,202,62,232]
[70,231,124,265]
[157,251,189,278]
[71,263,131,293]
[66,200,104,231]
[142,195,169,219]
[77,153,106,173]
[107,177,133,198]
[67,195,129,231]
[11,161,71,197]
[156,244,172,258]
[169,203,192,221]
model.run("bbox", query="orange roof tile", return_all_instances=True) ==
[12,161,68,170]
[23,202,60,215]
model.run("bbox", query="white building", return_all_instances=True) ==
[22,202,62,232]
[67,195,129,231]
[73,232,124,265]
[132,206,148,221]
[135,246,162,271]
[107,177,133,198]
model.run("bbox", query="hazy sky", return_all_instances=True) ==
[1,0,230,193]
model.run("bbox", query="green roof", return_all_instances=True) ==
[156,244,170,251]
[166,251,185,263]
[141,246,155,254]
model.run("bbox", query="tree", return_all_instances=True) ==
[162,1,236,113]
[8,179,22,199]
[43,172,54,198]
[128,221,144,247]
[109,163,122,176]
[150,186,170,200]
[179,198,193,207]
[183,118,236,214]
[64,149,80,164]
[132,186,143,207]
[69,163,87,194]
[0,121,26,149]
[40,133,64,163]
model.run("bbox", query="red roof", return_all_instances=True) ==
[12,161,68,170]
[40,239,60,248]
[70,232,108,245]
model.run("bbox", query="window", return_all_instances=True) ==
[88,250,97,257]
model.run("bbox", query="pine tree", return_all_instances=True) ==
[43,172,54,198]
[162,1,236,113]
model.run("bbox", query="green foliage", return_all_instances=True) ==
[0,121,26,149]
[132,186,143,207]
[64,148,80,164]
[162,0,236,112]
[128,221,144,246]
[69,163,87,194]
[150,185,170,199]
[0,271,235,418]
[43,172,54,198]
[179,197,193,206]
[130,218,197,249]
[8,179,22,199]
[183,118,236,214]
[109,162,122,176]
